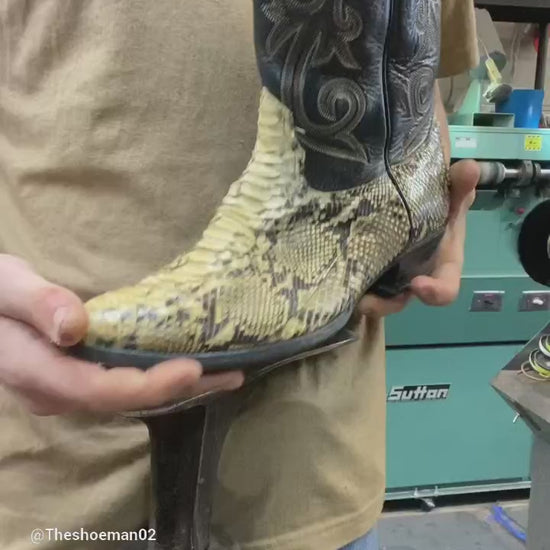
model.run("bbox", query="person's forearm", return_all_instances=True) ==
[435,82,451,167]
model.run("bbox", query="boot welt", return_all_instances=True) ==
[72,230,445,372]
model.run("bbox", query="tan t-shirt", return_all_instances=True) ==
[0,2,478,549]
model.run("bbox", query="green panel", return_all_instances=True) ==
[450,126,550,161]
[464,192,538,277]
[386,344,532,492]
[386,190,549,346]
[386,276,548,346]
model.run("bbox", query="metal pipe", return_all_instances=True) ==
[477,161,506,185]
[142,392,243,550]
[504,168,521,179]
[535,22,549,91]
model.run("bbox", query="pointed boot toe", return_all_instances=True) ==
[84,285,160,352]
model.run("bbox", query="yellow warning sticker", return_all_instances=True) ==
[525,135,543,152]
[485,58,501,85]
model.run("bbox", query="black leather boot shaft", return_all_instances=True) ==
[387,0,441,163]
[254,0,441,192]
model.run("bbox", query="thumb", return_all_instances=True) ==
[0,255,88,346]
[448,160,479,219]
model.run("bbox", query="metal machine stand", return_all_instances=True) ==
[535,22,549,90]
[480,5,550,545]
[124,331,356,550]
[476,0,550,89]
[129,392,243,550]
[529,436,550,548]
[384,1,550,502]
[493,323,550,550]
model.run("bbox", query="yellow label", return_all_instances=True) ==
[485,58,502,84]
[525,135,543,152]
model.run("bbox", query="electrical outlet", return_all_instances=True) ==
[519,291,550,312]
[471,291,504,312]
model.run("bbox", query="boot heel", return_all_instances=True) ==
[370,231,445,299]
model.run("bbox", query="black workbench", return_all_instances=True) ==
[475,0,550,88]
[477,0,550,22]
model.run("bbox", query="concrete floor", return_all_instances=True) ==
[379,499,528,550]
[125,497,530,549]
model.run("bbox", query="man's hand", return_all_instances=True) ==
[359,159,479,318]
[0,255,244,416]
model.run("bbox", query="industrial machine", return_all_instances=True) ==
[493,322,550,549]
[385,5,550,503]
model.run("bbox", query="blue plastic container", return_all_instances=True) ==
[496,89,544,129]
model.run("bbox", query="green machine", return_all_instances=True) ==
[385,64,550,503]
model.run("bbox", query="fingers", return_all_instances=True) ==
[410,161,480,308]
[67,360,203,413]
[359,292,412,318]
[76,361,244,413]
[173,367,246,398]
[448,160,479,219]
[0,316,244,416]
[0,255,88,346]
[410,261,461,307]
[430,160,480,272]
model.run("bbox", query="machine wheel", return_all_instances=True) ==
[518,200,550,288]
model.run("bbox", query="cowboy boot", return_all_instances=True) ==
[78,0,449,371]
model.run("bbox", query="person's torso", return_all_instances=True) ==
[0,0,259,299]
[0,4,390,547]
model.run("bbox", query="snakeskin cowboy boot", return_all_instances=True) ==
[78,0,449,371]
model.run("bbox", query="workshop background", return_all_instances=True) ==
[441,20,550,115]
[380,3,550,549]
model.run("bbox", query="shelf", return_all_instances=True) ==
[476,1,550,22]
[475,0,550,89]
